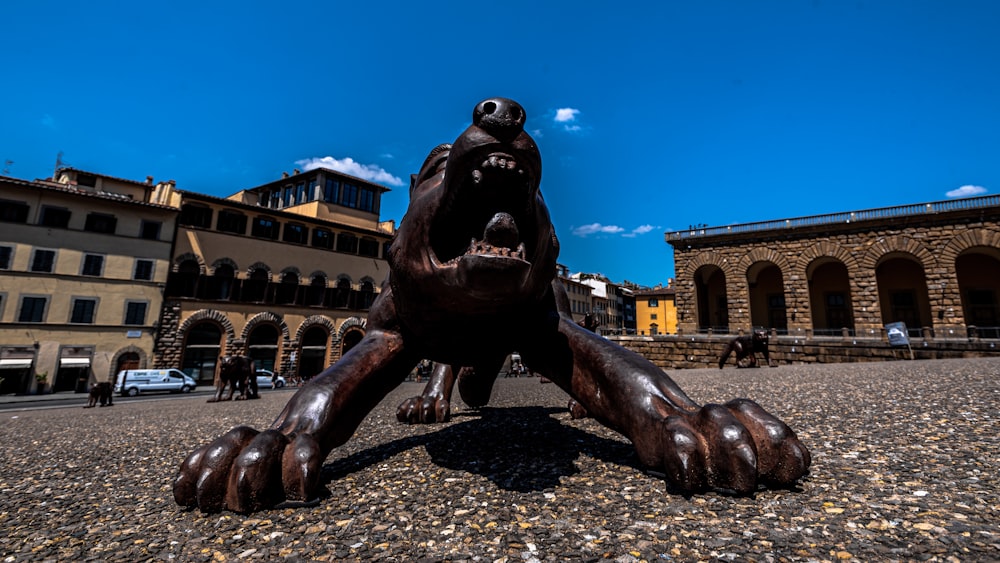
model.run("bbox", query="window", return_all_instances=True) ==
[124,301,148,325]
[282,186,293,207]
[282,223,308,244]
[0,199,30,223]
[81,254,104,276]
[70,298,97,324]
[324,179,339,203]
[19,296,47,322]
[259,191,270,208]
[341,183,358,208]
[336,232,358,254]
[650,313,658,320]
[358,187,375,212]
[76,173,97,187]
[0,246,11,269]
[358,237,380,257]
[40,206,71,228]
[134,259,154,281]
[251,217,281,240]
[30,249,56,272]
[216,210,247,234]
[140,220,161,240]
[84,212,117,234]
[307,179,318,202]
[647,299,658,307]
[295,183,305,204]
[179,204,213,228]
[312,228,333,249]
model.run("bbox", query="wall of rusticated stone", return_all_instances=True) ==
[608,334,1000,370]
[669,207,1000,336]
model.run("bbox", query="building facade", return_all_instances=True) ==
[0,170,177,394]
[155,167,395,385]
[634,284,677,336]
[666,195,1000,340]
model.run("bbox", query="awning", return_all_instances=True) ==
[59,357,91,367]
[0,359,32,369]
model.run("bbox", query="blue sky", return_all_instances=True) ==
[3,1,998,287]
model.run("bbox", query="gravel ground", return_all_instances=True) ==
[1,357,998,562]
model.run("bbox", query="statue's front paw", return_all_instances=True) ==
[396,396,451,423]
[173,426,323,513]
[653,401,810,495]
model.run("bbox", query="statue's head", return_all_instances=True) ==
[388,98,557,316]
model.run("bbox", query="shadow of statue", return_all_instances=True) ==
[320,406,637,494]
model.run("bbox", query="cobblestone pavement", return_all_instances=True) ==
[1,357,998,562]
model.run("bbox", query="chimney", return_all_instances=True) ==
[293,168,301,175]
[146,175,154,185]
[282,171,289,179]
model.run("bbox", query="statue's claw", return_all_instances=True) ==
[173,426,323,513]
[650,400,810,495]
[396,396,451,423]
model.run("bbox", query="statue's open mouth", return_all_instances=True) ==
[431,147,537,271]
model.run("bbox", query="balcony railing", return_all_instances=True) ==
[665,194,1000,241]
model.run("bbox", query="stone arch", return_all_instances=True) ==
[736,246,792,274]
[108,345,149,380]
[337,316,367,340]
[279,265,302,278]
[242,311,291,342]
[210,257,239,275]
[172,252,206,274]
[335,273,353,286]
[940,227,1000,264]
[246,261,272,280]
[294,315,338,341]
[177,309,236,342]
[860,235,936,272]
[308,271,329,285]
[795,240,859,276]
[681,252,734,280]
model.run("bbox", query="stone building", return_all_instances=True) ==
[0,169,177,393]
[665,194,1000,340]
[155,167,395,385]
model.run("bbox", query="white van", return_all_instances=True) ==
[114,369,197,396]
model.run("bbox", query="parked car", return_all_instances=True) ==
[255,369,287,389]
[113,369,196,397]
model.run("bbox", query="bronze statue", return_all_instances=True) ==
[209,355,259,402]
[719,330,771,369]
[84,381,114,408]
[174,98,810,514]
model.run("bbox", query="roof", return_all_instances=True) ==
[55,167,158,188]
[243,167,393,194]
[0,175,177,212]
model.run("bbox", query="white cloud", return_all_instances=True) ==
[622,224,660,238]
[575,222,661,238]
[295,156,404,187]
[573,223,625,236]
[946,184,987,198]
[555,108,580,123]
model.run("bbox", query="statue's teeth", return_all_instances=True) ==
[472,170,482,183]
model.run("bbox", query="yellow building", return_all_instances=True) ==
[154,167,396,385]
[634,284,677,336]
[0,170,177,394]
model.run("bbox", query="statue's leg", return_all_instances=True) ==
[174,327,418,513]
[396,362,456,423]
[524,318,810,495]
[456,356,506,408]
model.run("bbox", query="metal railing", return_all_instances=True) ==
[665,194,1000,241]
